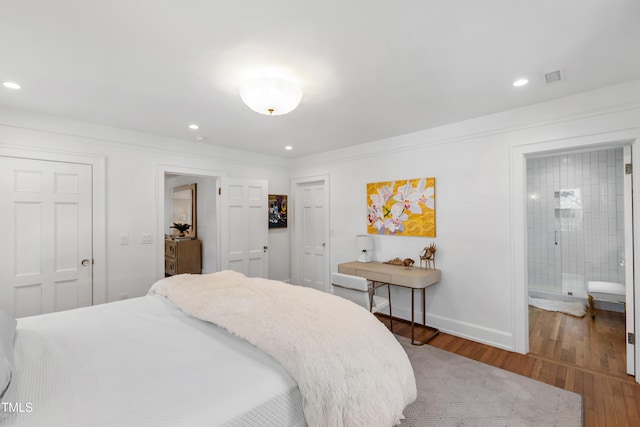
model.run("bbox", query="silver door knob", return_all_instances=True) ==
[81,259,92,267]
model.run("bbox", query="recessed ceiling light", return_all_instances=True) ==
[285,146,293,150]
[513,78,528,87]
[195,136,206,141]
[2,81,21,90]
[188,124,199,130]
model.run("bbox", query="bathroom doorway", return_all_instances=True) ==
[526,144,633,376]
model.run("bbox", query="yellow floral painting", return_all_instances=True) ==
[367,178,436,236]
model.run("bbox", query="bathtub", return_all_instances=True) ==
[587,280,625,318]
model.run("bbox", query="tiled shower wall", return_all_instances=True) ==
[527,148,625,295]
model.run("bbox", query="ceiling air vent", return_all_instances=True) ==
[544,70,562,84]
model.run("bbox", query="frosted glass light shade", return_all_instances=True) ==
[239,76,303,116]
[357,235,373,263]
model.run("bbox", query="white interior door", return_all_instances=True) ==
[0,157,93,317]
[624,144,635,375]
[219,178,268,278]
[295,180,326,291]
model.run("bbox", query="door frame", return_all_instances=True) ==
[291,174,330,290]
[0,147,107,305]
[155,164,226,280]
[624,144,635,375]
[510,132,639,381]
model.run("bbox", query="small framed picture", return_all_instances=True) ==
[268,194,287,228]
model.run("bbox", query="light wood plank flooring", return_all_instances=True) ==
[377,311,640,427]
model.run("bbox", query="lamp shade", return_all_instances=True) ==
[356,235,373,263]
[239,76,303,116]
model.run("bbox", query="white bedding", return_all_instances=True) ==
[150,271,417,427]
[0,295,306,427]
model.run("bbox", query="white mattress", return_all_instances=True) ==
[0,295,306,427]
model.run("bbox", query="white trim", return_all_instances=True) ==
[0,110,289,170]
[0,146,107,305]
[291,174,330,290]
[292,87,640,169]
[156,164,227,280]
[427,312,513,351]
[624,144,635,375]
[510,131,640,383]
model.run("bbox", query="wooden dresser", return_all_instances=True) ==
[164,239,201,276]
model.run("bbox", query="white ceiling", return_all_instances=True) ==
[1,0,639,158]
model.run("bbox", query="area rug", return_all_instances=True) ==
[529,296,588,317]
[399,338,583,426]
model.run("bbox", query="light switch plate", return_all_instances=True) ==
[120,233,129,245]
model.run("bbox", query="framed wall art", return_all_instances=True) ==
[268,194,287,228]
[366,177,435,236]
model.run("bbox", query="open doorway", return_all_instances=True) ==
[156,165,271,280]
[156,165,225,280]
[525,145,632,377]
[164,174,218,274]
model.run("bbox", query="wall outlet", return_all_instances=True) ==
[120,293,128,300]
[141,234,153,244]
[120,233,129,245]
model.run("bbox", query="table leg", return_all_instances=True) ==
[387,283,393,333]
[410,286,439,346]
[411,288,415,344]
[422,287,426,326]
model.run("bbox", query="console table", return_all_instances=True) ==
[337,261,441,345]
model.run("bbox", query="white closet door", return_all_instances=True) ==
[295,180,326,291]
[0,157,93,317]
[219,178,268,278]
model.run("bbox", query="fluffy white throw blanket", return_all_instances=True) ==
[149,271,416,427]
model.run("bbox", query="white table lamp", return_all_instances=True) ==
[357,235,373,263]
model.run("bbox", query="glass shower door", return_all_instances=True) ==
[555,188,586,297]
[527,148,625,299]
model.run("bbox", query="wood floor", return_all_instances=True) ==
[529,305,628,379]
[377,310,640,427]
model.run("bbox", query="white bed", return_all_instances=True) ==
[1,294,305,427]
[0,271,417,427]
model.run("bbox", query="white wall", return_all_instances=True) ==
[0,108,292,302]
[291,79,640,351]
[2,79,640,353]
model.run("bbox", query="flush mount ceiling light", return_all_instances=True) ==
[239,71,303,116]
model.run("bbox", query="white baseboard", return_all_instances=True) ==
[428,312,513,351]
[380,306,513,351]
